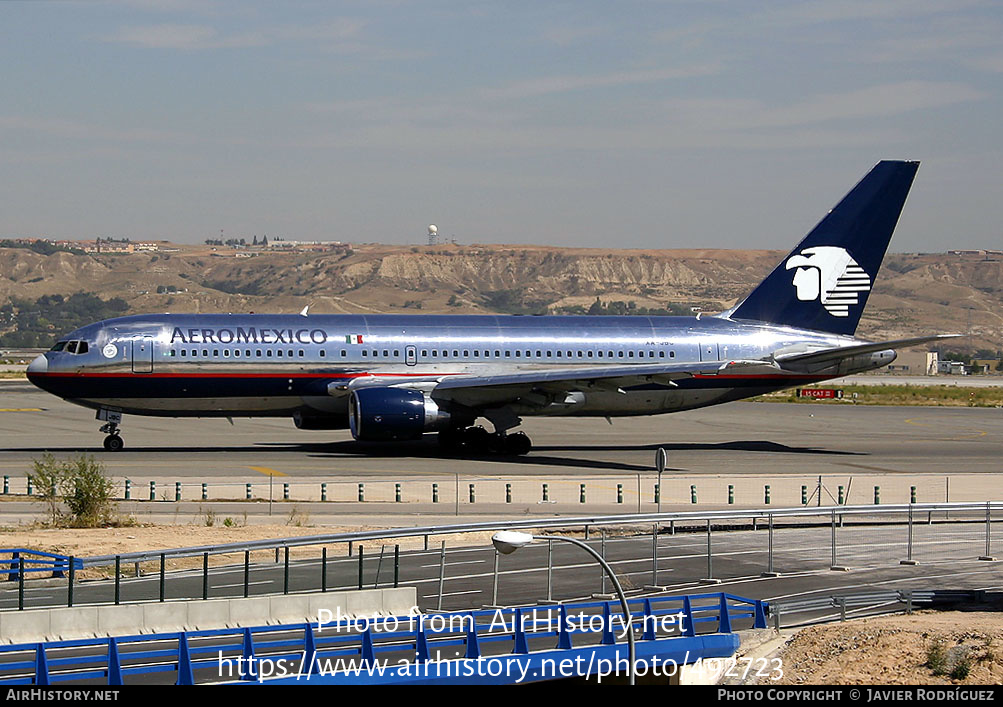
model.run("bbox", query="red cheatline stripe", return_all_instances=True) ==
[27,372,440,379]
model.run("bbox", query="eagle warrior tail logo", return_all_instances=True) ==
[784,246,872,318]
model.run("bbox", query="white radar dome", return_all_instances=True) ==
[428,225,438,235]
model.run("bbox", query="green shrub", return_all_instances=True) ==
[926,640,949,675]
[27,453,116,527]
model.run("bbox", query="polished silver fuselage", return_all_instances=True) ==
[27,313,887,421]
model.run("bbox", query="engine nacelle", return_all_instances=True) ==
[348,387,451,441]
[293,411,349,430]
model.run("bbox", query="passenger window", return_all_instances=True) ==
[453,350,459,358]
[421,350,428,357]
[277,350,283,357]
[341,350,347,357]
[504,351,510,357]
[256,350,261,357]
[180,349,186,357]
[628,351,634,358]
[234,350,240,357]
[618,351,624,358]
[383,350,389,357]
[319,350,325,358]
[213,349,219,357]
[463,350,469,357]
[556,350,562,357]
[223,350,229,357]
[394,350,399,357]
[659,351,665,358]
[588,351,593,357]
[525,350,531,357]
[577,351,583,357]
[203,349,209,357]
[495,351,501,357]
[247,350,252,357]
[473,350,479,358]
[170,350,176,357]
[432,350,438,358]
[515,351,521,358]
[299,350,304,357]
[362,350,367,357]
[649,351,655,358]
[267,350,273,357]
[597,351,603,358]
[288,350,293,358]
[670,350,675,358]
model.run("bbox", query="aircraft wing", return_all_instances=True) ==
[424,359,776,408]
[774,334,961,367]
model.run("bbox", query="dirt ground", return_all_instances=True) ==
[0,523,508,579]
[763,611,1003,685]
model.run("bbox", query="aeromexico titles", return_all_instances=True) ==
[27,161,956,455]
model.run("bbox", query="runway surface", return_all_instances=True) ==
[0,381,1000,524]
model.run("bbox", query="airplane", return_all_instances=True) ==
[26,160,956,455]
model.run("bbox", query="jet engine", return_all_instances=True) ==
[348,387,452,441]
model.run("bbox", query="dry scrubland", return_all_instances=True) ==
[1,244,1001,351]
[765,612,1003,685]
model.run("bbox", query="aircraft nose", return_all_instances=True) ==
[27,354,48,374]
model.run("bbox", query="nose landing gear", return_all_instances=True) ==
[97,409,125,452]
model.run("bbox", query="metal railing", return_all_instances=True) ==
[80,501,1001,566]
[0,550,80,579]
[771,589,1000,629]
[1,502,997,612]
[0,592,767,685]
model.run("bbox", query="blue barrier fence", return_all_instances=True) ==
[0,550,81,580]
[0,592,767,685]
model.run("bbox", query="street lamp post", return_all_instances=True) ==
[492,531,636,685]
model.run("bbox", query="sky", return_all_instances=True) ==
[1,0,1001,251]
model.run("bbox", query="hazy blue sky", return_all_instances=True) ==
[1,1,1000,250]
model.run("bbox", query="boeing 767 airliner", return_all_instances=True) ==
[26,161,955,455]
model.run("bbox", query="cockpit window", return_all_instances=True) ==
[53,340,90,354]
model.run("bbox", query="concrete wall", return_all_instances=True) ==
[0,587,417,644]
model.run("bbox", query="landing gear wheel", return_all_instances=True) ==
[438,428,462,452]
[502,432,532,456]
[461,426,491,453]
[103,435,124,452]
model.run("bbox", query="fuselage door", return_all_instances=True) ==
[132,337,154,374]
[405,345,417,367]
[699,342,719,362]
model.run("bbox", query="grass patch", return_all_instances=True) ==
[755,383,1003,407]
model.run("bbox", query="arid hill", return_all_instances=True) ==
[1,243,1000,351]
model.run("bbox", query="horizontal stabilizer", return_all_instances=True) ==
[775,334,961,366]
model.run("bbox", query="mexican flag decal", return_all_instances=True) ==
[345,334,364,344]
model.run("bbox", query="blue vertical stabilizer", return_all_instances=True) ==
[729,160,919,335]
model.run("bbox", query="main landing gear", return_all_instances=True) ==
[438,426,532,456]
[97,410,125,451]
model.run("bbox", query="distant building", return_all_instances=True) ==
[937,360,967,375]
[886,349,938,375]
